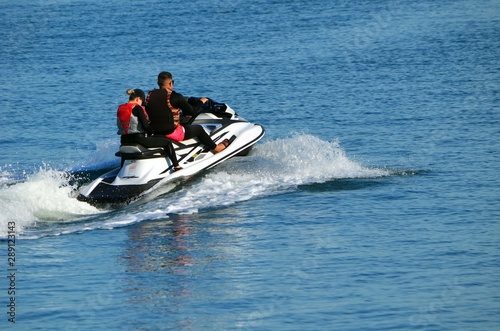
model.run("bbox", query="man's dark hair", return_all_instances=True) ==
[157,71,173,87]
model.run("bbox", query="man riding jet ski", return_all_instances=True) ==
[77,98,265,205]
[145,71,230,155]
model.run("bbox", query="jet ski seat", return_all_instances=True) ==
[115,144,167,160]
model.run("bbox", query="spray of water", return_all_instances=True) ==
[148,134,389,215]
[0,167,100,237]
[0,135,390,238]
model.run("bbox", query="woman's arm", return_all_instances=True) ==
[132,105,154,135]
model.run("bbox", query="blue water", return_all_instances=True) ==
[1,0,499,330]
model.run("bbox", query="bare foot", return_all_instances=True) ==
[213,143,226,153]
[213,139,229,153]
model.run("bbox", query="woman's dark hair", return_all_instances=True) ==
[126,89,145,103]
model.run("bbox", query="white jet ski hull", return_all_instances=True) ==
[77,104,264,205]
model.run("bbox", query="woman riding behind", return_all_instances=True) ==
[117,88,181,171]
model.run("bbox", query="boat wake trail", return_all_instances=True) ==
[0,134,391,239]
[0,168,101,238]
[146,134,390,215]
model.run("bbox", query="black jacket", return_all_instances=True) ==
[145,88,203,135]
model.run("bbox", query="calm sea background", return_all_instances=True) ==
[0,0,499,330]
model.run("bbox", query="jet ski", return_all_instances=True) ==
[77,100,265,205]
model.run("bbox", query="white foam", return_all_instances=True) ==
[251,134,388,183]
[0,134,390,238]
[0,169,12,188]
[139,134,389,215]
[0,167,100,238]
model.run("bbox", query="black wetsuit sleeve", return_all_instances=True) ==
[132,106,154,135]
[170,91,203,116]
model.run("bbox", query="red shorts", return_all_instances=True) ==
[165,125,185,142]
